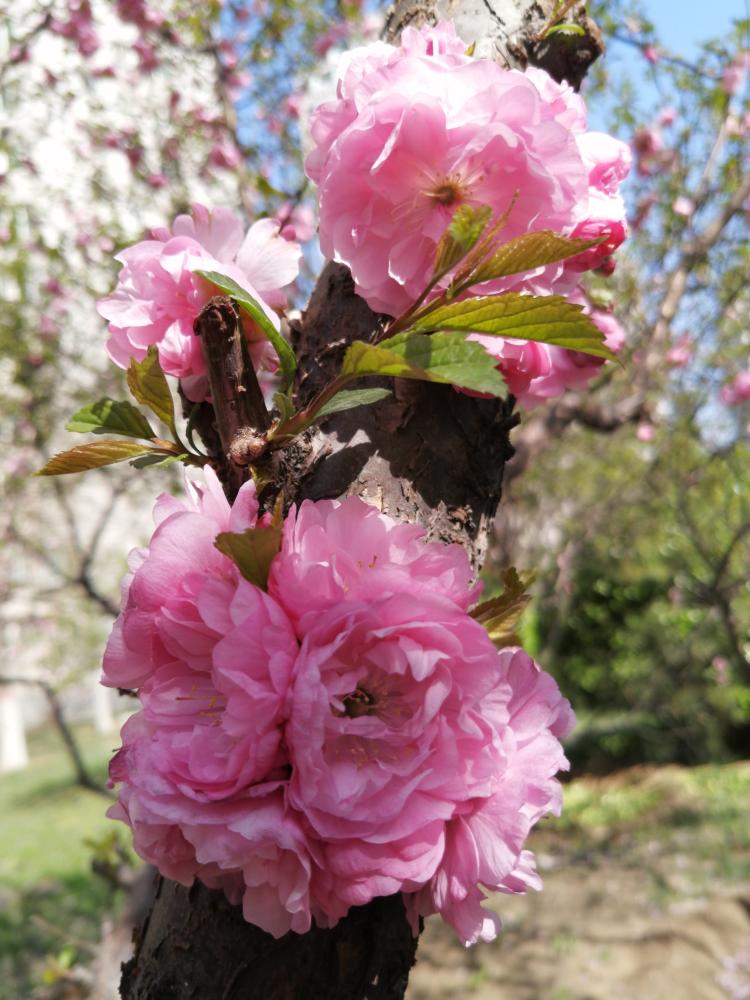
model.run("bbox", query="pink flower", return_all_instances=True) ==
[97,204,300,400]
[665,336,691,367]
[145,172,168,189]
[101,467,262,690]
[116,0,164,29]
[643,45,660,65]
[711,655,729,687]
[723,53,750,96]
[273,201,316,242]
[672,195,695,217]
[287,595,502,917]
[268,495,481,634]
[658,106,677,127]
[407,647,573,944]
[103,471,309,938]
[208,140,242,171]
[105,481,573,943]
[312,22,351,57]
[134,37,159,72]
[721,371,750,406]
[636,422,655,441]
[633,125,676,176]
[50,3,100,58]
[283,93,303,118]
[306,21,628,317]
[108,729,315,937]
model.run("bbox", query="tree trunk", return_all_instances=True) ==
[120,2,602,996]
[0,684,28,773]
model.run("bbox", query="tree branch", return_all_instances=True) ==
[0,676,110,796]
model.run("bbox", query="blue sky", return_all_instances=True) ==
[629,0,748,53]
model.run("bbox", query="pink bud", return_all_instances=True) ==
[672,195,695,217]
[636,423,655,442]
[722,53,750,96]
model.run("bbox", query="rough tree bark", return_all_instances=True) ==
[119,3,602,997]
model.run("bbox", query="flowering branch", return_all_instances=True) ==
[194,295,271,497]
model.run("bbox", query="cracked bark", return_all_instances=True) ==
[119,3,602,997]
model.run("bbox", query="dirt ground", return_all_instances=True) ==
[407,764,750,1000]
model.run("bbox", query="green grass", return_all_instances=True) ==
[0,723,125,999]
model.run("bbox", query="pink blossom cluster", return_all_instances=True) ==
[104,470,573,944]
[721,371,750,406]
[50,1,100,58]
[723,53,750,97]
[633,125,677,177]
[305,21,629,404]
[97,205,301,401]
[307,22,629,315]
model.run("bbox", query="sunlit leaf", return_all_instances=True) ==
[127,348,176,434]
[341,330,508,396]
[433,205,493,277]
[214,523,282,590]
[469,230,602,285]
[37,440,155,476]
[314,387,392,419]
[471,567,534,648]
[412,293,617,360]
[66,398,156,440]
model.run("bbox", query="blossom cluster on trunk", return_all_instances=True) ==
[104,468,573,945]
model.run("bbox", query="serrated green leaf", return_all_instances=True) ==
[412,294,616,361]
[214,524,282,590]
[341,331,508,397]
[471,567,534,648]
[450,204,493,248]
[469,230,602,285]
[314,387,392,419]
[37,440,155,476]
[66,398,156,439]
[127,348,176,434]
[130,452,188,469]
[433,205,493,278]
[196,270,296,390]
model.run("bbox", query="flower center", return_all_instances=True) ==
[425,174,465,207]
[342,685,377,718]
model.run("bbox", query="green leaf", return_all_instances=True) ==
[273,390,296,423]
[471,567,534,648]
[66,398,156,439]
[546,22,586,36]
[130,452,188,469]
[468,230,602,285]
[314,387,392,419]
[214,524,282,590]
[341,330,508,396]
[411,293,617,361]
[37,440,155,476]
[433,205,492,277]
[196,270,296,390]
[127,348,176,434]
